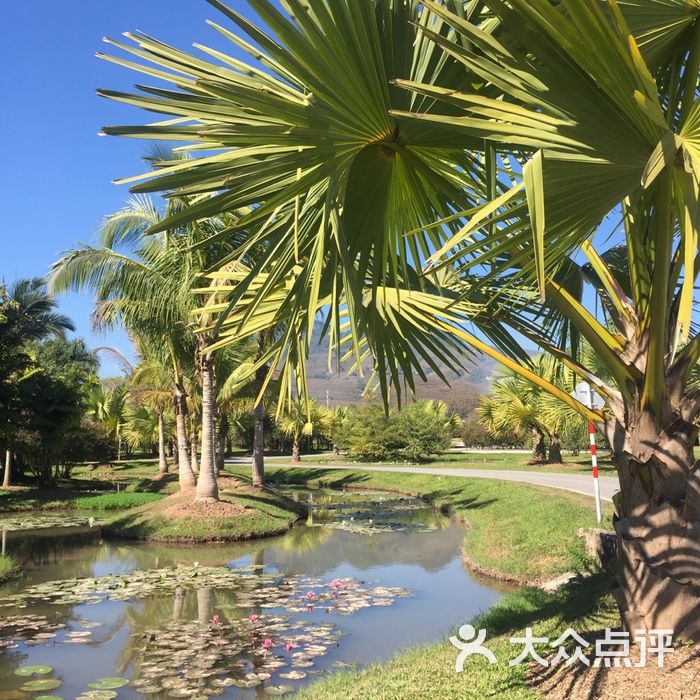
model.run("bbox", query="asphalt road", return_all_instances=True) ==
[239,461,620,502]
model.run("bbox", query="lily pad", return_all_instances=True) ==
[20,679,63,692]
[35,696,64,700]
[265,686,295,696]
[15,664,54,676]
[87,677,129,690]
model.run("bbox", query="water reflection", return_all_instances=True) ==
[0,489,505,698]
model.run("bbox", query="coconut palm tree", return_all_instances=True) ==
[96,0,700,636]
[49,192,231,499]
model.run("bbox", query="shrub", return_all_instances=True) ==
[341,401,453,462]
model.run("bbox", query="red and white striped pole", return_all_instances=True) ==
[588,421,602,524]
[585,383,603,524]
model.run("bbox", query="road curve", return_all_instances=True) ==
[272,463,620,502]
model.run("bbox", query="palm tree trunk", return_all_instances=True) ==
[3,450,11,488]
[195,352,219,502]
[292,438,301,463]
[547,432,563,464]
[190,432,199,474]
[530,427,546,464]
[173,383,196,491]
[252,396,266,487]
[157,412,168,474]
[216,413,228,475]
[605,406,700,639]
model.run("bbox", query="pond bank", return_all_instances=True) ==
[0,554,18,584]
[238,465,613,583]
[102,480,303,542]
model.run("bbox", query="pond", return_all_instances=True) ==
[0,489,506,698]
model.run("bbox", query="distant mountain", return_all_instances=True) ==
[304,323,496,415]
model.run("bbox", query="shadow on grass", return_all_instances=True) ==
[476,571,616,638]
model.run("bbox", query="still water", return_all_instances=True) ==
[0,489,505,698]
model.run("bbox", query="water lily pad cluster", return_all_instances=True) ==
[0,513,101,532]
[311,519,437,535]
[130,616,341,697]
[0,614,66,649]
[0,566,411,613]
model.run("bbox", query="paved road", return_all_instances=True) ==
[228,458,619,502]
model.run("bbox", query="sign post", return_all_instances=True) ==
[573,381,604,524]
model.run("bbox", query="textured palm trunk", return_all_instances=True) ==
[547,433,563,464]
[292,438,301,463]
[195,352,218,502]
[173,383,196,491]
[3,450,11,488]
[216,413,228,475]
[157,412,168,474]
[190,432,199,474]
[252,398,266,487]
[530,427,546,463]
[605,401,700,640]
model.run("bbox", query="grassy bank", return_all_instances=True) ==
[0,554,19,584]
[297,575,619,700]
[243,466,613,581]
[103,482,302,542]
[0,487,165,512]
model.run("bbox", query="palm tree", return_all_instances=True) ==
[278,398,333,463]
[478,358,584,464]
[129,355,174,474]
[97,0,700,635]
[49,192,230,499]
[85,384,127,460]
[1,279,74,487]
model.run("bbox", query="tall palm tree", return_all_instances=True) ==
[1,279,74,487]
[96,0,700,635]
[49,192,230,499]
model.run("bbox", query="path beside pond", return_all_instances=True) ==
[228,458,619,501]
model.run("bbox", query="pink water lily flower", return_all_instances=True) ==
[262,638,273,649]
[306,591,315,599]
[285,642,294,652]
[210,614,220,624]
[249,614,259,623]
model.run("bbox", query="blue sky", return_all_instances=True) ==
[2,1,255,376]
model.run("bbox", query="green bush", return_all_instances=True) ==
[340,401,453,462]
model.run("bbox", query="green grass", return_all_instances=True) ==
[0,483,171,512]
[297,574,619,700]
[267,449,617,475]
[0,554,19,584]
[103,484,303,542]
[233,465,613,581]
[72,492,165,510]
